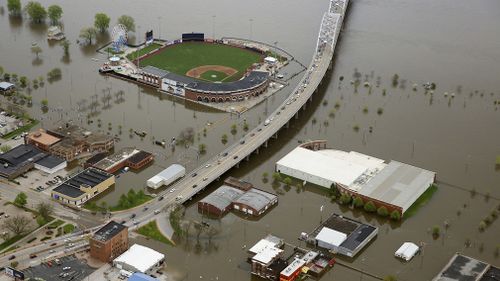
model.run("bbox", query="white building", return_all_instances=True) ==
[114,244,165,274]
[395,242,419,261]
[34,155,67,174]
[315,227,347,251]
[147,164,185,189]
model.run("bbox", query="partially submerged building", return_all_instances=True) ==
[88,147,153,173]
[26,125,114,162]
[51,167,115,206]
[433,253,500,281]
[146,164,185,189]
[276,140,436,216]
[0,144,66,179]
[305,213,378,258]
[0,82,15,94]
[198,177,278,217]
[90,221,129,262]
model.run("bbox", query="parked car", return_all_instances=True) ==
[158,196,164,201]
[191,173,197,177]
[8,255,15,260]
[29,254,37,259]
[130,214,136,219]
[192,184,198,188]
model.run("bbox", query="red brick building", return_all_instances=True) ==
[90,221,128,262]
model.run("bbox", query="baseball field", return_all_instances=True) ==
[139,42,263,82]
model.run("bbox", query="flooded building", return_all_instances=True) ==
[248,235,287,281]
[276,140,436,215]
[146,164,185,189]
[113,244,165,274]
[90,221,129,262]
[51,167,115,206]
[0,82,15,94]
[88,147,153,174]
[304,213,378,258]
[433,253,500,281]
[198,178,278,217]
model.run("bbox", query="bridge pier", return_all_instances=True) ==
[295,112,299,119]
[254,148,259,154]
[264,140,268,148]
[245,155,250,161]
[285,121,290,129]
[272,132,278,139]
[236,162,240,168]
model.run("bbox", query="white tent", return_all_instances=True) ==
[114,244,165,273]
[395,242,419,261]
[315,227,347,250]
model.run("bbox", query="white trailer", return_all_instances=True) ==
[147,164,185,189]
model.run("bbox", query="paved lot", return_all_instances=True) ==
[0,198,38,244]
[22,254,95,281]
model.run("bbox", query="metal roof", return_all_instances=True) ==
[315,227,347,247]
[0,144,47,177]
[199,185,244,211]
[0,82,14,91]
[52,167,113,198]
[35,155,65,169]
[114,244,165,273]
[233,188,277,211]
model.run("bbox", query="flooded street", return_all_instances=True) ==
[0,0,499,280]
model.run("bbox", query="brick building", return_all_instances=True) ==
[90,221,128,262]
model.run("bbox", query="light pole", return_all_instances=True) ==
[212,15,216,39]
[249,18,253,40]
[158,17,162,40]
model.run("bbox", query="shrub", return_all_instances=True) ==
[478,221,487,232]
[10,261,18,268]
[432,226,440,237]
[377,206,389,217]
[339,193,352,205]
[353,197,364,208]
[364,201,376,212]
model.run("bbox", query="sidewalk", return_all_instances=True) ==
[155,211,175,245]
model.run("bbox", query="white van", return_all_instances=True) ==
[264,119,271,126]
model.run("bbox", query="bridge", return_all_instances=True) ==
[158,0,349,207]
[0,0,350,270]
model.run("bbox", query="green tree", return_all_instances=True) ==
[61,39,70,57]
[19,76,28,88]
[340,193,352,205]
[41,99,48,106]
[432,225,440,237]
[100,201,108,211]
[0,66,3,76]
[377,206,389,217]
[198,143,206,154]
[272,172,281,182]
[24,1,47,23]
[243,122,249,131]
[353,197,364,208]
[7,0,22,16]
[79,26,98,45]
[390,210,401,221]
[283,177,292,186]
[14,192,28,207]
[262,172,269,179]
[47,5,62,24]
[383,275,397,281]
[117,15,135,32]
[31,45,42,58]
[230,124,237,135]
[364,201,376,212]
[392,74,399,87]
[35,202,53,221]
[221,134,228,144]
[94,13,110,32]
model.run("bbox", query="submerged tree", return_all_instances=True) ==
[7,0,22,16]
[24,1,47,23]
[79,27,98,45]
[117,15,135,32]
[47,5,62,25]
[94,13,110,33]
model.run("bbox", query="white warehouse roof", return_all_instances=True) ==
[315,227,347,247]
[395,242,419,261]
[276,147,385,187]
[114,244,165,273]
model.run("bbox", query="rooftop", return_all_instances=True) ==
[280,258,305,277]
[128,273,158,281]
[52,167,114,198]
[127,150,153,165]
[92,147,139,171]
[315,227,347,247]
[356,160,436,213]
[233,188,277,211]
[27,129,62,146]
[0,144,47,177]
[114,244,165,273]
[34,155,66,169]
[433,254,490,281]
[48,124,113,147]
[93,221,127,242]
[224,176,253,191]
[199,185,245,211]
[276,147,385,187]
[0,82,15,91]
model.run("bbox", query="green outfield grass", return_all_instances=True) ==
[127,43,162,61]
[200,70,229,82]
[139,42,262,82]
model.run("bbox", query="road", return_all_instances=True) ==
[0,0,348,270]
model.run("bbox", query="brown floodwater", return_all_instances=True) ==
[0,0,499,280]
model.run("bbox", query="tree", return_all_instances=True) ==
[41,99,48,106]
[377,206,389,217]
[94,13,110,33]
[283,177,292,186]
[14,192,27,207]
[432,225,440,237]
[230,124,237,135]
[383,275,397,281]
[392,74,399,87]
[221,134,228,144]
[390,210,401,221]
[0,66,3,76]
[339,193,352,205]
[79,26,98,45]
[353,197,364,208]
[61,39,70,57]
[272,172,281,182]
[24,1,47,23]
[117,15,135,32]
[47,5,62,24]
[31,45,42,58]
[198,143,206,154]
[19,76,28,88]
[0,145,12,153]
[3,215,31,236]
[35,202,53,221]
[7,0,22,16]
[364,201,376,212]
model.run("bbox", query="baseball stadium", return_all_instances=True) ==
[111,33,285,103]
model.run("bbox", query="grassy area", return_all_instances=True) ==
[0,235,24,253]
[47,219,65,229]
[200,70,229,82]
[404,184,438,219]
[104,47,124,55]
[63,224,75,234]
[137,221,172,245]
[126,43,162,60]
[1,118,39,140]
[139,42,262,82]
[84,190,152,212]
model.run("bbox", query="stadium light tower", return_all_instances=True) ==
[249,18,253,40]
[158,16,162,40]
[212,15,216,39]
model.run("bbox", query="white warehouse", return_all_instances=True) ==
[147,164,185,189]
